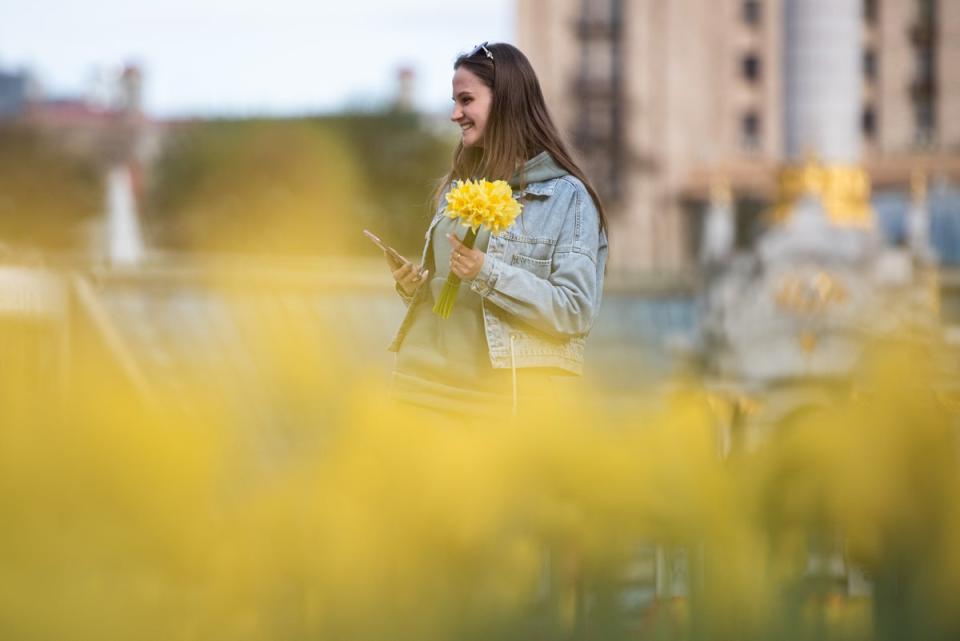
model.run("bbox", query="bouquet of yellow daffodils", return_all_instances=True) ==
[432,179,522,318]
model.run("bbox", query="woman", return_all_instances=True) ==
[385,42,608,420]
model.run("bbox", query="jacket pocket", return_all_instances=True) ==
[510,253,552,278]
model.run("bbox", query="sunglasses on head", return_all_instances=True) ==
[467,41,494,61]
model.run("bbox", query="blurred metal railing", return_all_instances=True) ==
[4,253,956,416]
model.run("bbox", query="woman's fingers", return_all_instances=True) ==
[403,266,424,285]
[384,250,405,271]
[394,262,427,287]
[448,234,473,258]
[448,234,466,261]
[449,247,482,280]
[392,261,413,280]
[448,233,482,271]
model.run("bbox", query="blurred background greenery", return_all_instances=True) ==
[0,125,102,251]
[0,111,453,258]
[144,113,453,257]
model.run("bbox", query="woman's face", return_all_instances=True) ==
[451,66,492,148]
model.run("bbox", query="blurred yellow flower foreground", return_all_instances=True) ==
[0,303,958,641]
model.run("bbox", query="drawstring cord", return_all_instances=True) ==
[510,334,518,418]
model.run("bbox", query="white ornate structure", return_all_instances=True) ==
[105,165,145,267]
[703,0,937,385]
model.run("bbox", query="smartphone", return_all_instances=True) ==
[363,229,410,268]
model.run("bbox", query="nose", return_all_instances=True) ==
[450,103,462,122]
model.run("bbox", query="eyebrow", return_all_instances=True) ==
[452,91,473,101]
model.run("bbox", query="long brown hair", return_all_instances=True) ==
[435,42,607,233]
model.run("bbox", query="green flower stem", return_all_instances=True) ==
[432,227,478,319]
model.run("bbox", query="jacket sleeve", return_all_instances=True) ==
[467,181,606,338]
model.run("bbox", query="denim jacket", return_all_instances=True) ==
[388,167,608,376]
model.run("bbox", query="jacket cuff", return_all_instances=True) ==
[469,255,499,297]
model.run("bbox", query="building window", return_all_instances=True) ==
[915,102,935,146]
[741,54,761,83]
[741,112,760,149]
[916,48,935,80]
[743,0,761,26]
[862,107,876,137]
[911,1,937,147]
[863,49,876,81]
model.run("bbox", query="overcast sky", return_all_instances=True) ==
[0,0,515,117]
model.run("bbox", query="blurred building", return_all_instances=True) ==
[517,0,960,274]
[1,61,146,134]
[0,68,36,119]
[0,62,158,264]
[20,63,148,159]
[393,66,416,112]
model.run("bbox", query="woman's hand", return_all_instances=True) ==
[447,233,485,280]
[387,253,428,296]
